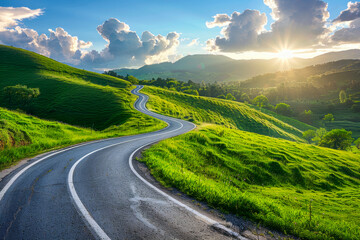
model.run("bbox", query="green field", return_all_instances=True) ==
[142,86,311,142]
[0,45,153,130]
[0,107,165,170]
[140,124,360,240]
[0,45,166,169]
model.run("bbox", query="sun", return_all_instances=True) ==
[277,49,294,60]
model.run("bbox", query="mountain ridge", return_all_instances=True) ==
[114,49,360,83]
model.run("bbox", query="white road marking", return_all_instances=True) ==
[1,85,246,240]
[67,86,188,240]
[0,138,114,202]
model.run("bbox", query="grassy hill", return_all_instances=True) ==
[238,59,360,139]
[140,124,360,240]
[0,45,166,168]
[142,86,312,142]
[0,45,141,130]
[0,107,164,170]
[140,86,359,238]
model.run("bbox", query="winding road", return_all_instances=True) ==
[0,86,244,240]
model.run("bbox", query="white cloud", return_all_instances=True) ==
[187,38,199,47]
[206,14,231,28]
[81,18,180,68]
[206,10,267,52]
[0,7,43,30]
[333,1,360,23]
[0,26,92,64]
[0,9,180,69]
[207,0,330,52]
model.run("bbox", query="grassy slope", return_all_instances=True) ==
[140,124,360,240]
[0,107,164,169]
[0,45,142,130]
[142,86,309,142]
[0,45,166,168]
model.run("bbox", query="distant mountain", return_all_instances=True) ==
[240,59,360,89]
[114,49,360,83]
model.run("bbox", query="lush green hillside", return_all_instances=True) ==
[0,45,166,168]
[0,106,165,170]
[142,86,310,142]
[0,45,139,130]
[140,124,360,240]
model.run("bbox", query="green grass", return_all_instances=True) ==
[0,45,166,169]
[140,124,360,240]
[0,106,165,170]
[142,86,308,142]
[0,45,141,130]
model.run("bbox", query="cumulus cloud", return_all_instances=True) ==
[0,26,92,64]
[207,10,267,52]
[81,18,180,68]
[0,7,43,30]
[333,2,360,23]
[206,14,231,28]
[330,18,360,44]
[207,0,330,52]
[260,0,330,49]
[0,9,180,70]
[326,2,360,45]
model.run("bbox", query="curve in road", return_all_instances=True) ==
[0,86,244,240]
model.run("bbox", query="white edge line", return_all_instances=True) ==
[0,86,165,202]
[128,138,247,240]
[67,86,188,240]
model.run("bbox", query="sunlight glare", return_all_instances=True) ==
[277,49,294,60]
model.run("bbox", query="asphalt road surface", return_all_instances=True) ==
[0,86,244,240]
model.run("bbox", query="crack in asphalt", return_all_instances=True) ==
[129,183,166,236]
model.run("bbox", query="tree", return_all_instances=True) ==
[275,103,292,116]
[354,138,360,150]
[323,113,334,122]
[3,85,40,107]
[303,130,316,143]
[217,94,226,99]
[339,90,347,103]
[226,93,236,101]
[312,128,327,145]
[183,89,199,96]
[240,93,250,103]
[300,110,313,124]
[252,95,269,108]
[319,129,353,150]
[103,70,118,77]
[127,75,139,85]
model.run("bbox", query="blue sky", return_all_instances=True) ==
[1,0,359,70]
[1,0,273,50]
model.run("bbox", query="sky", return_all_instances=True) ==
[1,0,360,71]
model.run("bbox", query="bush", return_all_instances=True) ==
[354,138,360,150]
[312,128,327,145]
[319,129,354,150]
[240,93,250,103]
[127,75,139,84]
[303,130,316,143]
[275,103,293,116]
[183,89,199,96]
[3,85,40,107]
[226,93,236,101]
[339,90,347,103]
[300,110,313,124]
[323,113,334,122]
[253,95,269,108]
